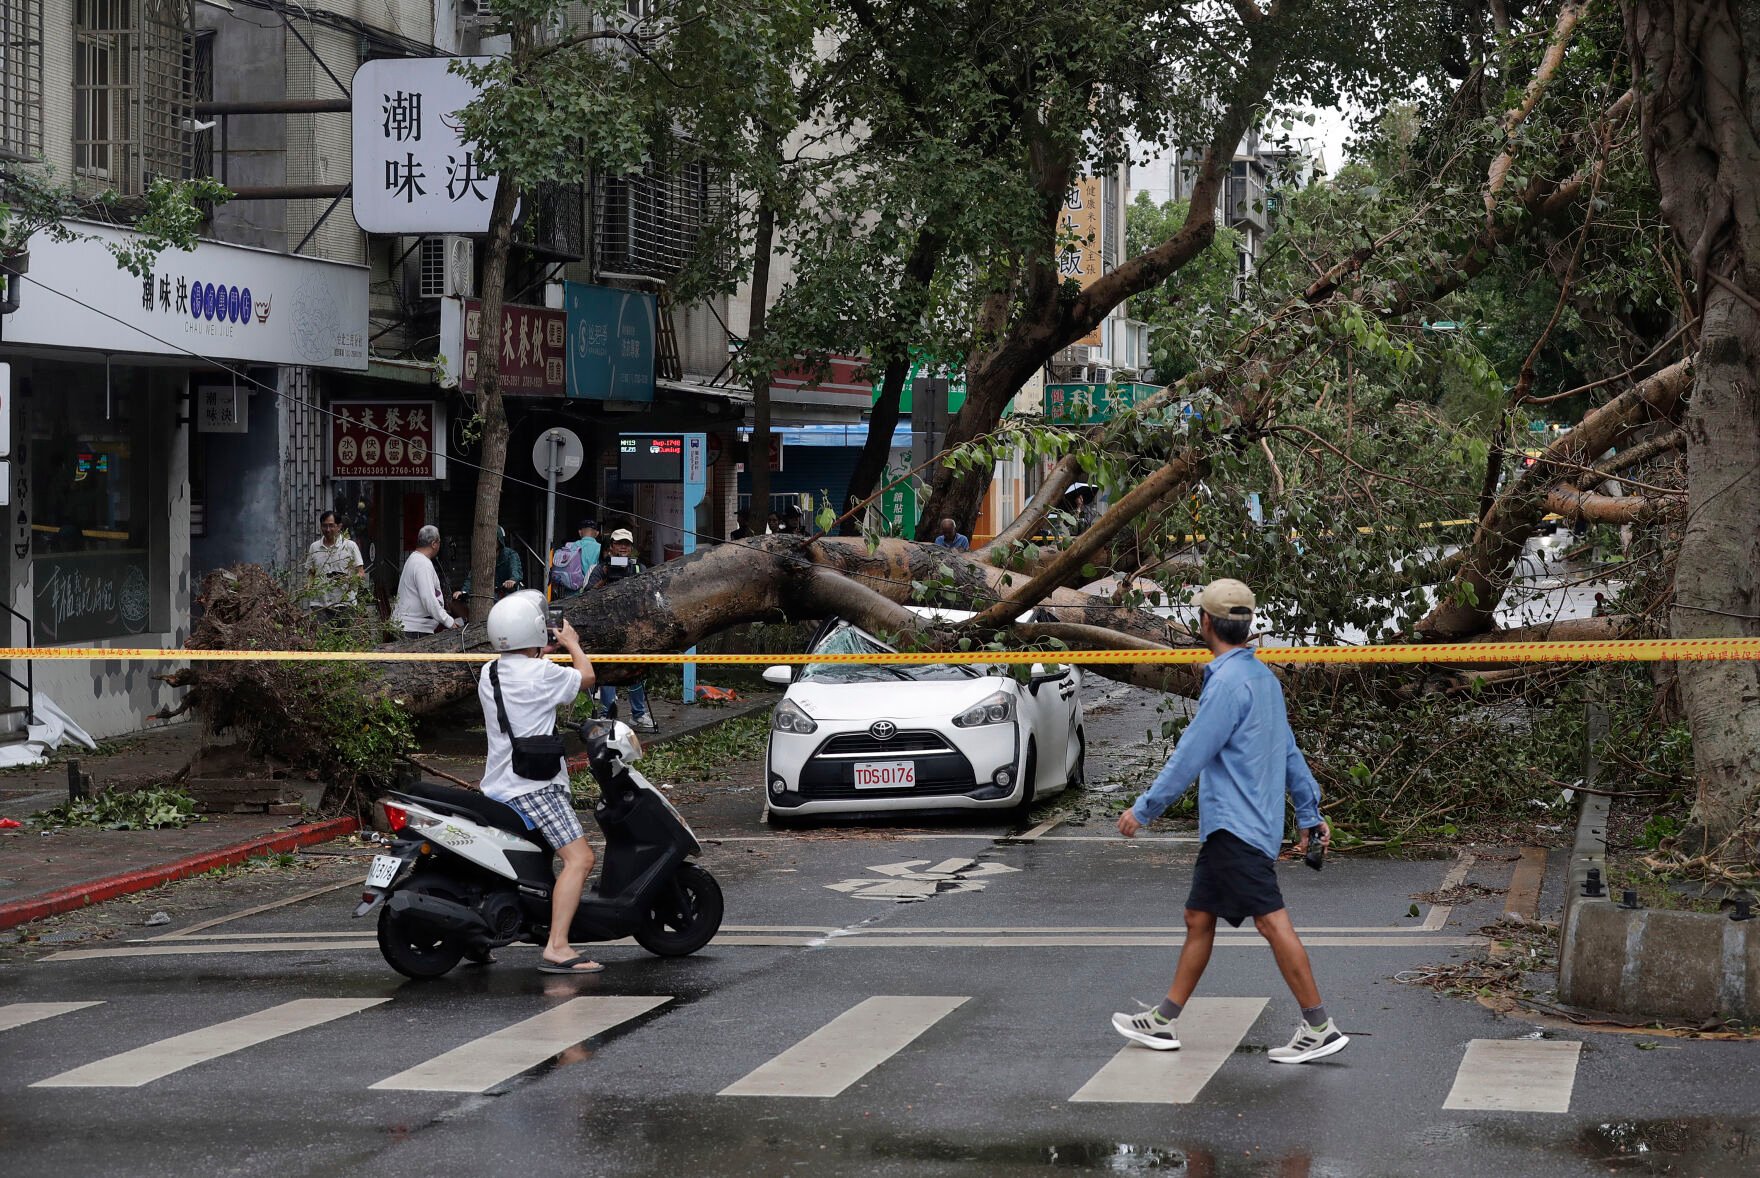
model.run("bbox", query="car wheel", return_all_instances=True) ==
[1012,740,1038,820]
[1067,728,1086,789]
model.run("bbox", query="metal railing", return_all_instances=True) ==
[1,601,36,727]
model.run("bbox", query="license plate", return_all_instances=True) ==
[365,854,402,889]
[852,760,915,789]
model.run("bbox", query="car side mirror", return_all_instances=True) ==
[762,665,793,687]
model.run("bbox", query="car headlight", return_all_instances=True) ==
[772,698,818,734]
[953,691,1014,728]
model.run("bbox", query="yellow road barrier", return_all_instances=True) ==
[7,637,1759,666]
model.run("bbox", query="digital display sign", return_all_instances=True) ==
[619,433,685,483]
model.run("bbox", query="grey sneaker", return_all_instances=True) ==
[631,713,659,733]
[1111,1009,1180,1051]
[1267,1018,1349,1063]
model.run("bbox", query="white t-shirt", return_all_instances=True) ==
[393,549,454,634]
[305,538,363,606]
[478,654,584,802]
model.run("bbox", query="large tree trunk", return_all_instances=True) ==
[746,200,777,530]
[846,232,944,518]
[1628,0,1760,859]
[466,177,521,623]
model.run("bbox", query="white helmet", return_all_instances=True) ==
[486,589,549,651]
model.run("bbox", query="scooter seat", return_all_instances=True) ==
[394,780,531,836]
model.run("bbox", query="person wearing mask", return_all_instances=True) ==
[1110,579,1344,1064]
[584,529,657,732]
[456,526,524,607]
[393,525,460,639]
[933,517,970,551]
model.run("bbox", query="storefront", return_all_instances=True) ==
[1,221,368,737]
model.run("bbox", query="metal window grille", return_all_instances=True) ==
[0,0,43,160]
[517,181,586,260]
[73,0,193,195]
[594,161,724,279]
[1101,172,1120,273]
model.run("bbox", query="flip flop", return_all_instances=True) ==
[537,956,604,975]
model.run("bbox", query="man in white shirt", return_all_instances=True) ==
[304,511,365,610]
[393,525,460,639]
[479,593,598,973]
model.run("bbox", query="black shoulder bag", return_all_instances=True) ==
[489,662,568,780]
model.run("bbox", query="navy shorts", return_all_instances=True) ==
[1186,829,1286,927]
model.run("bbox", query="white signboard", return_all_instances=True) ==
[6,223,369,370]
[352,57,506,235]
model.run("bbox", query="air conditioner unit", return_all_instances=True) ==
[1082,365,1112,385]
[458,0,496,29]
[419,235,475,300]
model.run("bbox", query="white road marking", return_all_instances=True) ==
[370,996,671,1093]
[31,998,387,1087]
[151,879,363,940]
[1443,1038,1582,1113]
[1016,813,1065,840]
[719,995,968,1098]
[0,1001,103,1033]
[1071,997,1268,1103]
[1422,851,1477,931]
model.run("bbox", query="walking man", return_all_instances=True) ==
[1112,578,1347,1064]
[392,525,460,640]
[304,510,364,615]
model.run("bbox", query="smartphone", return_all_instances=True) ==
[546,605,563,641]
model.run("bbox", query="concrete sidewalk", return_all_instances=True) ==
[0,691,774,931]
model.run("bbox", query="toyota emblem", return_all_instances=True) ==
[869,721,897,741]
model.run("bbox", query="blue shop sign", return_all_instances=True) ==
[565,282,655,402]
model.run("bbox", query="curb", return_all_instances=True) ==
[0,816,360,931]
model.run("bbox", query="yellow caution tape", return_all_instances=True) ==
[7,638,1760,665]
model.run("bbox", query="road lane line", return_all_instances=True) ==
[718,995,968,1098]
[1017,813,1065,840]
[1443,1039,1581,1113]
[1504,848,1547,920]
[1422,851,1476,931]
[0,1002,103,1032]
[31,998,386,1087]
[1070,997,1268,1103]
[44,940,381,961]
[371,996,671,1093]
[152,879,363,939]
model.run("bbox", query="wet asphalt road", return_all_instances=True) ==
[3,681,1757,1177]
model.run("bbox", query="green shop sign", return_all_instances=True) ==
[1042,382,1159,425]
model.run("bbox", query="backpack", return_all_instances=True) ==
[549,545,587,592]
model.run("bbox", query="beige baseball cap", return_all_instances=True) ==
[609,528,635,542]
[1193,577,1255,620]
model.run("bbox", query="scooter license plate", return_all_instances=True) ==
[365,854,401,889]
[852,760,915,789]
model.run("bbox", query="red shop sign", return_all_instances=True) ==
[457,299,567,397]
[330,400,443,479]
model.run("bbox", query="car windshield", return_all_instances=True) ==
[800,623,977,683]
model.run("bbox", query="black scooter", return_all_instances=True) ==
[355,719,723,979]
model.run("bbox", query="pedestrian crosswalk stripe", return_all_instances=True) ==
[718,995,969,1098]
[1443,1038,1581,1113]
[370,996,672,1093]
[30,998,387,1088]
[0,1001,103,1033]
[1069,997,1268,1104]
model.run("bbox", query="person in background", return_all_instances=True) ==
[783,505,806,535]
[933,517,970,551]
[305,510,364,615]
[456,525,524,607]
[764,510,783,535]
[584,528,658,732]
[730,511,754,541]
[568,518,602,569]
[393,525,460,639]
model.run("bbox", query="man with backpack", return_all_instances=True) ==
[549,519,598,597]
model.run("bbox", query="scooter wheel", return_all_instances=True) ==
[634,864,724,957]
[378,904,466,979]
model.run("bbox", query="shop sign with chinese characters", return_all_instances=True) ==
[1042,381,1159,426]
[1057,178,1103,347]
[329,401,446,480]
[439,298,566,396]
[351,57,507,235]
[565,282,655,402]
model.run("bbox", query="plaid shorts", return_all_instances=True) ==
[509,784,585,850]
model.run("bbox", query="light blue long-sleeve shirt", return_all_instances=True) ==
[1130,646,1324,860]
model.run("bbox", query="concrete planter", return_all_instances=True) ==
[1558,790,1760,1022]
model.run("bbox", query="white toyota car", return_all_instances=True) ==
[761,611,1085,822]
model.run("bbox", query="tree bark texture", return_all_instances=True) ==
[466,176,522,622]
[1627,0,1760,853]
[746,200,777,530]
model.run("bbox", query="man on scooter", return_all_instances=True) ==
[480,591,602,974]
